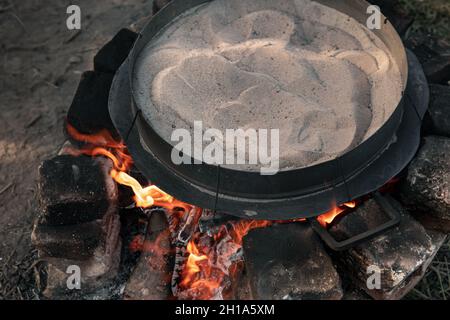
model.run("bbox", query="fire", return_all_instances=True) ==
[110,169,191,211]
[66,124,123,148]
[66,124,133,171]
[178,219,273,299]
[230,220,273,243]
[180,240,210,288]
[66,123,360,300]
[66,124,192,212]
[317,201,356,227]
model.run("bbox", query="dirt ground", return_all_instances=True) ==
[0,0,154,299]
[0,0,448,300]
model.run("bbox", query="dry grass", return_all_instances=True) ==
[0,241,43,300]
[398,0,450,43]
[406,239,450,300]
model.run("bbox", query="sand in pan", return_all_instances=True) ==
[134,0,404,171]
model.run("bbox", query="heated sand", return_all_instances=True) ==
[134,0,404,171]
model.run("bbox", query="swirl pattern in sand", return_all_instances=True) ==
[134,0,404,171]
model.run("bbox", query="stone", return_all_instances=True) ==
[93,29,138,74]
[342,287,372,301]
[330,197,447,300]
[123,212,173,300]
[38,155,117,226]
[232,269,254,300]
[405,38,450,85]
[405,41,439,66]
[410,213,450,234]
[66,71,118,140]
[243,223,343,300]
[426,85,450,137]
[423,56,450,85]
[400,136,450,231]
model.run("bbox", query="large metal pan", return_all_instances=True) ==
[109,0,428,220]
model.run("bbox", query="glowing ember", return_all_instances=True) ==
[177,219,273,299]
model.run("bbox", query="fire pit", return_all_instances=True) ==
[109,0,428,249]
[30,0,449,301]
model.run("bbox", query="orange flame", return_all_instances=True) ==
[178,219,273,299]
[66,124,192,212]
[110,169,191,211]
[65,124,133,172]
[180,241,209,287]
[230,220,273,243]
[317,201,356,227]
[66,123,362,300]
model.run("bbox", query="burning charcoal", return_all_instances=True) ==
[38,155,117,226]
[177,208,202,244]
[66,71,118,140]
[42,228,122,300]
[243,223,343,300]
[153,0,172,14]
[171,245,187,297]
[425,85,450,138]
[94,29,138,74]
[124,212,173,300]
[199,211,240,235]
[329,198,447,300]
[399,136,450,232]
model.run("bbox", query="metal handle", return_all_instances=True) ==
[309,192,401,251]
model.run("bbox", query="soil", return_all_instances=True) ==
[0,0,154,299]
[0,0,448,300]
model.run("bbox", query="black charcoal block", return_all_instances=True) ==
[32,220,106,260]
[94,29,138,74]
[67,70,118,139]
[38,155,117,226]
